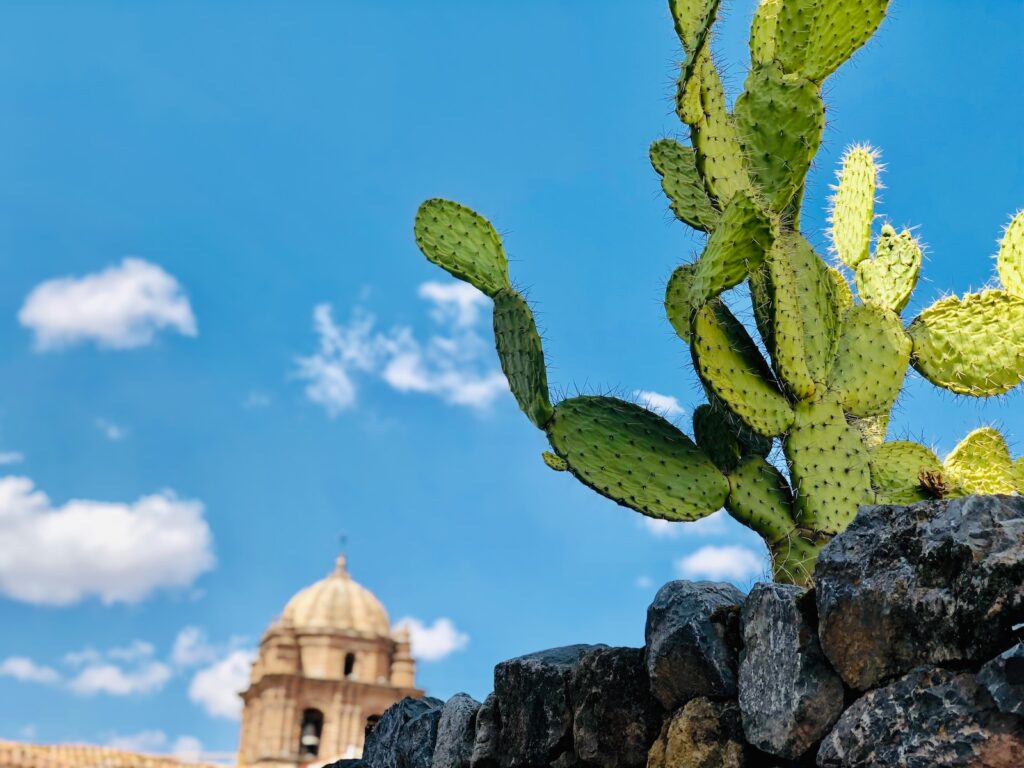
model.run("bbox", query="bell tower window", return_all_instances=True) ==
[344,652,356,678]
[299,708,324,758]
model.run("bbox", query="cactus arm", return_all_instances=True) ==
[750,0,782,66]
[869,441,942,504]
[545,396,729,521]
[998,211,1024,297]
[828,305,912,418]
[829,146,878,269]
[414,199,511,297]
[493,289,554,428]
[855,225,922,313]
[650,139,721,233]
[908,290,1024,396]
[944,427,1017,496]
[669,0,720,58]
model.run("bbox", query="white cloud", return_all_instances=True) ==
[172,627,218,668]
[242,391,272,410]
[0,657,61,685]
[0,452,23,465]
[188,649,256,720]
[96,418,128,441]
[635,390,685,418]
[294,281,508,416]
[172,735,204,763]
[106,730,170,753]
[635,576,654,589]
[675,545,765,582]
[0,476,214,606]
[18,258,197,351]
[641,510,729,539]
[394,617,470,662]
[68,660,172,696]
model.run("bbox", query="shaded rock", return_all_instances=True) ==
[817,666,1024,767]
[324,761,367,768]
[645,581,744,710]
[433,693,481,768]
[647,697,748,768]
[979,644,1024,717]
[470,693,500,768]
[569,646,662,768]
[739,583,844,760]
[364,696,444,768]
[815,495,1024,690]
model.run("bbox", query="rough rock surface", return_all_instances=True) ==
[815,495,1024,690]
[738,583,844,760]
[978,644,1024,717]
[645,581,743,710]
[364,696,444,768]
[569,646,662,768]
[817,666,1024,767]
[470,693,500,768]
[433,693,481,768]
[647,697,748,768]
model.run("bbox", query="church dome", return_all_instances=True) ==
[279,555,391,636]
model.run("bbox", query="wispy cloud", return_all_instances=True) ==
[675,545,765,582]
[105,731,206,763]
[95,418,128,441]
[68,661,172,696]
[0,657,61,685]
[393,617,470,662]
[634,390,685,418]
[0,451,24,465]
[242,391,272,410]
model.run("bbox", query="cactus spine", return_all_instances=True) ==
[412,1,1024,586]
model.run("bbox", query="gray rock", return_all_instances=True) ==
[738,583,845,760]
[817,666,1024,767]
[433,693,481,768]
[645,581,744,710]
[324,762,367,768]
[979,644,1024,717]
[647,697,749,768]
[815,495,1024,690]
[469,693,500,768]
[569,646,662,768]
[364,696,444,768]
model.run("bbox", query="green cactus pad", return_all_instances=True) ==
[750,0,782,66]
[828,305,911,417]
[692,300,795,438]
[774,0,890,82]
[830,146,877,269]
[944,427,1017,496]
[546,396,729,521]
[830,267,855,312]
[650,139,720,233]
[669,0,720,54]
[869,441,942,505]
[1014,457,1024,493]
[908,290,1024,396]
[997,211,1024,297]
[542,451,568,472]
[725,455,796,544]
[733,63,824,211]
[665,263,698,344]
[855,225,922,313]
[784,393,872,534]
[493,289,553,428]
[693,403,743,471]
[414,199,510,297]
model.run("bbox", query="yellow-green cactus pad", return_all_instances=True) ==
[542,451,568,472]
[1013,457,1024,493]
[944,427,1017,496]
[869,441,942,505]
[726,455,796,545]
[830,146,878,269]
[997,211,1024,297]
[785,393,872,533]
[546,396,729,521]
[665,263,698,344]
[734,64,824,211]
[414,199,510,298]
[830,267,855,312]
[669,0,721,54]
[828,305,911,417]
[855,225,922,313]
[770,529,825,588]
[750,0,782,66]
[908,290,1024,396]
[493,289,553,428]
[650,139,720,233]
[692,300,794,438]
[848,414,889,448]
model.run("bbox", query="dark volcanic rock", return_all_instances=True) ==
[645,581,744,710]
[979,644,1024,717]
[647,697,748,768]
[470,693,500,768]
[364,696,444,768]
[434,693,481,768]
[569,646,662,768]
[738,583,844,760]
[817,666,1024,767]
[324,761,367,768]
[815,495,1024,690]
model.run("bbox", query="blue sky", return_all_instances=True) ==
[0,0,1021,761]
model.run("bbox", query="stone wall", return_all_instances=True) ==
[331,495,1024,768]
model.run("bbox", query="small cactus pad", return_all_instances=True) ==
[692,300,795,438]
[869,441,942,504]
[734,63,824,211]
[856,225,922,313]
[944,427,1017,496]
[665,263,698,344]
[830,146,878,268]
[725,455,796,545]
[669,0,721,54]
[546,396,729,521]
[785,393,872,533]
[773,0,890,82]
[650,139,721,232]
[693,403,743,471]
[542,451,568,471]
[750,0,783,66]
[908,290,1024,396]
[828,305,911,417]
[493,289,553,428]
[414,199,510,297]
[830,267,855,312]
[998,211,1024,297]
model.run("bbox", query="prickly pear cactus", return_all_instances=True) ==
[412,0,1024,586]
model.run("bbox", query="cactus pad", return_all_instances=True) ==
[750,0,783,66]
[830,146,877,268]
[414,199,510,297]
[773,0,890,82]
[944,427,1017,495]
[542,451,568,472]
[830,267,855,311]
[725,455,796,545]
[869,441,942,504]
[693,403,743,471]
[493,289,553,428]
[1014,457,1024,493]
[998,211,1024,297]
[650,139,720,233]
[669,0,720,54]
[546,396,728,521]
[828,305,911,417]
[908,290,1024,396]
[855,225,922,313]
[665,263,697,344]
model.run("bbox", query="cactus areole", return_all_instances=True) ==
[412,0,1024,586]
